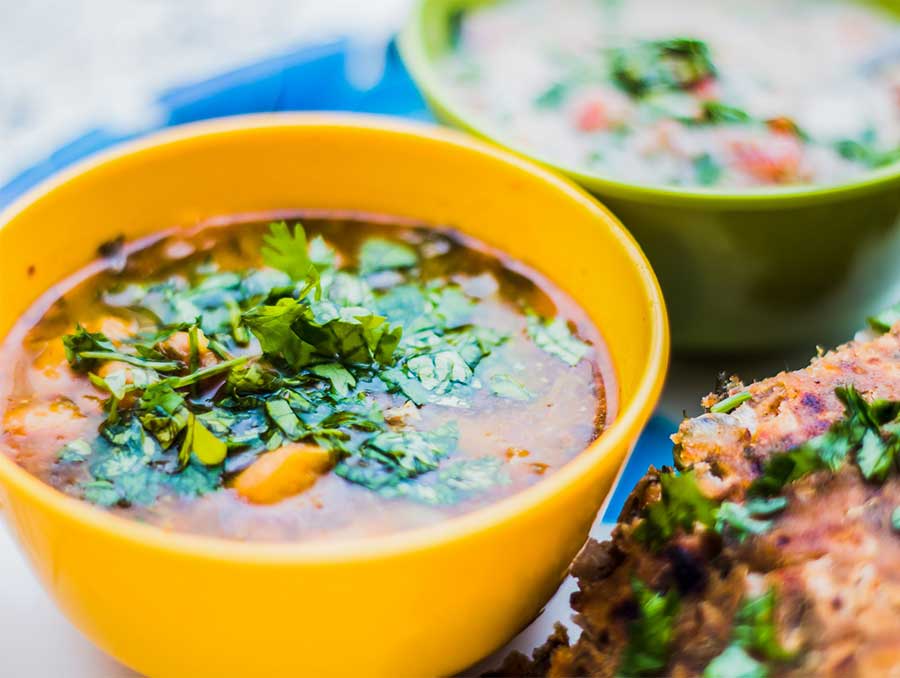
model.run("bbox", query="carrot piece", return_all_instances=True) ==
[231,443,333,505]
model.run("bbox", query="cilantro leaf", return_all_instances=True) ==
[406,350,473,391]
[534,81,569,109]
[715,497,787,542]
[868,301,900,333]
[62,325,118,372]
[63,325,181,373]
[733,589,794,662]
[489,374,534,401]
[694,153,723,186]
[309,363,356,397]
[137,382,190,448]
[751,385,900,495]
[835,139,900,169]
[58,439,92,463]
[261,221,319,284]
[82,480,122,507]
[244,299,402,369]
[697,101,752,125]
[611,38,716,97]
[856,427,894,482]
[527,315,589,366]
[358,238,418,276]
[386,456,509,505]
[634,470,718,550]
[265,397,307,441]
[225,361,281,394]
[618,578,680,676]
[336,422,459,490]
[747,441,824,498]
[243,298,314,369]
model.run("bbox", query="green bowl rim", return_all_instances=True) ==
[399,0,900,210]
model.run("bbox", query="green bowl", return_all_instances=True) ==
[400,0,900,352]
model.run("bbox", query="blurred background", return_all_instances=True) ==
[1,1,413,185]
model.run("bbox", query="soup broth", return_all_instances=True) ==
[440,0,900,188]
[0,214,612,542]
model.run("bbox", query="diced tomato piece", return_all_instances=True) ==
[576,100,608,132]
[692,77,720,101]
[766,117,802,137]
[731,137,803,184]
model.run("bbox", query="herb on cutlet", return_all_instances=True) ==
[618,578,681,677]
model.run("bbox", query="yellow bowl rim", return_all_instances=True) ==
[0,113,669,563]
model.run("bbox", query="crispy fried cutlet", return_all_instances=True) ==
[492,327,900,677]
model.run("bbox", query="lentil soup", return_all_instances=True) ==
[0,214,612,542]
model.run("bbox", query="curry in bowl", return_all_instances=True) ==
[439,0,900,188]
[0,214,612,541]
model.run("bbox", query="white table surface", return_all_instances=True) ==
[0,514,613,678]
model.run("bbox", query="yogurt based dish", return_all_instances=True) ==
[439,0,900,188]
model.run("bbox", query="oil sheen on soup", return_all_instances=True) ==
[440,0,900,188]
[0,214,613,542]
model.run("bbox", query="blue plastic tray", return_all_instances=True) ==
[0,39,674,519]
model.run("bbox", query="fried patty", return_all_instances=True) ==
[491,327,900,677]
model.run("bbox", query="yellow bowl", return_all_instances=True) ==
[0,114,668,677]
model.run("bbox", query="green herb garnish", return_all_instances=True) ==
[633,470,718,549]
[703,589,795,677]
[716,497,787,542]
[835,138,900,169]
[526,314,590,366]
[694,153,723,186]
[750,385,900,496]
[611,38,716,98]
[618,578,681,676]
[57,221,578,509]
[534,81,570,109]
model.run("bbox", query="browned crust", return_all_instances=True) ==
[497,327,900,677]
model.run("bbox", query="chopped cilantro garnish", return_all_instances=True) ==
[63,325,182,373]
[262,220,319,285]
[526,314,590,366]
[634,470,718,549]
[703,589,794,677]
[358,238,418,276]
[637,472,787,549]
[489,374,534,401]
[835,138,900,169]
[56,220,579,510]
[716,497,787,542]
[750,385,900,496]
[694,153,723,186]
[58,439,91,463]
[611,38,716,98]
[733,590,794,662]
[534,81,569,109]
[868,301,900,333]
[697,101,752,125]
[309,362,356,397]
[618,578,680,676]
